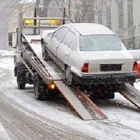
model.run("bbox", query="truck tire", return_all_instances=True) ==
[91,91,115,100]
[17,76,25,89]
[84,85,115,100]
[104,92,115,99]
[34,73,45,100]
[16,62,27,89]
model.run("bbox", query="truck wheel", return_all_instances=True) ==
[17,76,25,89]
[34,73,45,100]
[130,83,133,86]
[103,88,115,99]
[90,85,115,100]
[105,92,115,99]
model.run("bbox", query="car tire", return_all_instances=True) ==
[42,43,49,60]
[65,66,73,86]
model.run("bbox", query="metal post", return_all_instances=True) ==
[62,7,66,24]
[33,7,37,35]
[18,1,22,47]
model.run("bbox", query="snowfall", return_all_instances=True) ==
[0,50,140,140]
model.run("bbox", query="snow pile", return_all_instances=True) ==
[0,124,11,140]
[0,50,15,58]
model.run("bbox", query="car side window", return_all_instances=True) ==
[53,27,68,42]
[61,30,75,47]
[70,37,78,51]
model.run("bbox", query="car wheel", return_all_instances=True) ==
[42,43,49,60]
[65,67,73,86]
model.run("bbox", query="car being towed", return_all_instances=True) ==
[41,23,137,98]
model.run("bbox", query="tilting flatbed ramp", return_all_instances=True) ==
[119,83,140,110]
[54,81,107,120]
[19,43,53,84]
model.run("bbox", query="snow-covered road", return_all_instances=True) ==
[0,54,140,140]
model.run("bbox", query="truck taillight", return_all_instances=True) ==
[133,61,137,71]
[47,84,55,89]
[81,63,88,72]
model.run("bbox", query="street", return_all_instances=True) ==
[0,54,140,140]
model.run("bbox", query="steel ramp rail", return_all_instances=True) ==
[23,34,65,80]
[119,83,140,110]
[19,43,53,84]
[54,81,107,120]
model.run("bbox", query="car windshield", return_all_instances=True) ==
[80,35,122,51]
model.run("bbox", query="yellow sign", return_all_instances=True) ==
[24,19,34,25]
[49,19,61,25]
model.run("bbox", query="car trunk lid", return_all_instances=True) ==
[80,51,134,74]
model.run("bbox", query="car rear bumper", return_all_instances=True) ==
[73,72,137,85]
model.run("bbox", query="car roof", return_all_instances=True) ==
[65,23,115,35]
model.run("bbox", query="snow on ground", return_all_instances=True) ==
[0,123,11,140]
[0,51,140,140]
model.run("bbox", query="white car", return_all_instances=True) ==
[41,23,137,88]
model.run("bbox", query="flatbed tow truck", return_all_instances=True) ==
[14,16,140,120]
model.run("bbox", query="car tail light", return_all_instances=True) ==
[81,63,88,72]
[137,62,140,78]
[133,61,137,71]
[47,84,55,89]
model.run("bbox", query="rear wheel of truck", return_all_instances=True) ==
[34,73,46,100]
[104,92,115,99]
[17,76,25,89]
[82,84,115,100]
[17,62,27,89]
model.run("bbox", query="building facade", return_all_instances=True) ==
[94,0,140,49]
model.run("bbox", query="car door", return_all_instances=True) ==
[66,35,79,67]
[48,27,68,61]
[56,30,75,70]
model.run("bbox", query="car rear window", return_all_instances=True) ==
[80,35,122,51]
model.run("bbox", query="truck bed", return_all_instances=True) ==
[23,34,65,81]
